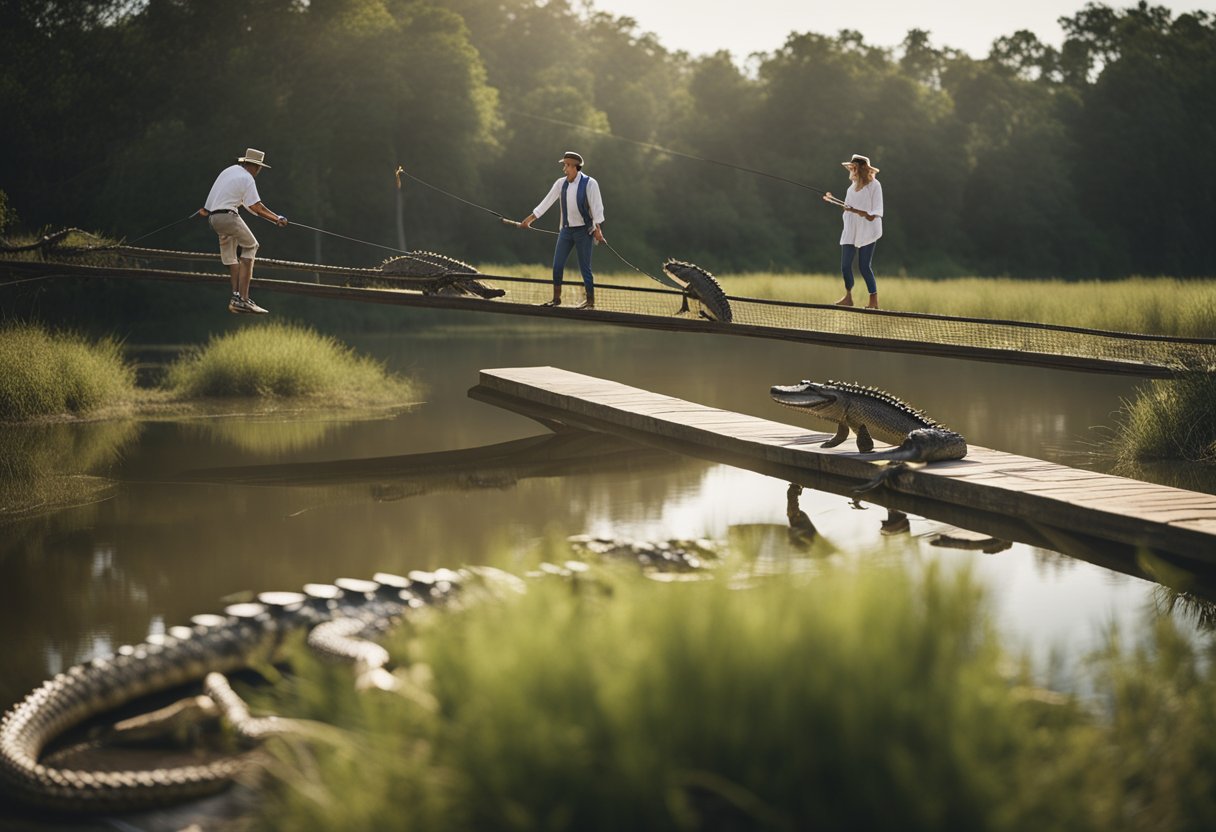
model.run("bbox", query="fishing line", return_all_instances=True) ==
[397,166,681,286]
[507,110,832,196]
[125,211,201,245]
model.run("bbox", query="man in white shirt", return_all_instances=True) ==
[200,148,288,315]
[519,151,605,309]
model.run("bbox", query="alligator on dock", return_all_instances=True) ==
[769,379,967,463]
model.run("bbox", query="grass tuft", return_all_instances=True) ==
[249,558,1216,832]
[1112,372,1216,464]
[0,323,137,421]
[164,321,419,404]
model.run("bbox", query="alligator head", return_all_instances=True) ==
[769,380,844,420]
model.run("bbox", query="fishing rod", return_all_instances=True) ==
[397,165,681,288]
[507,110,835,197]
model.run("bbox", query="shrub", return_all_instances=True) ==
[0,324,136,421]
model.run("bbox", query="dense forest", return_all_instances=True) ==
[1,0,1214,278]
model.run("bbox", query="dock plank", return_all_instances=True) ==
[475,366,1216,563]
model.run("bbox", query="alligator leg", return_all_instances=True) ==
[104,695,222,746]
[676,294,690,316]
[855,424,875,453]
[821,423,850,448]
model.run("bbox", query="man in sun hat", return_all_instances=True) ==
[518,150,606,309]
[200,148,288,315]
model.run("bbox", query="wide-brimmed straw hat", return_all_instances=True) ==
[237,148,271,169]
[842,153,878,173]
[558,151,584,166]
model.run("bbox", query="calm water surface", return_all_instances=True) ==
[0,309,1206,711]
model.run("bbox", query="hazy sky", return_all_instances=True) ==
[589,0,1216,59]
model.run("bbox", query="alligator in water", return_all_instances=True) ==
[0,569,479,812]
[769,380,967,462]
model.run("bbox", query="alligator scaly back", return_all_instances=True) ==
[375,251,506,298]
[660,259,733,322]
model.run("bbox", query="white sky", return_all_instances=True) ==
[588,0,1216,59]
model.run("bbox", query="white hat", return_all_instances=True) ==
[842,153,878,173]
[559,151,584,167]
[237,148,271,169]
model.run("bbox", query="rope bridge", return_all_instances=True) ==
[3,242,1213,379]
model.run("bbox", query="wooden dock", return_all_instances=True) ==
[470,366,1216,570]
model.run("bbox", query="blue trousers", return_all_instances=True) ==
[553,225,595,295]
[841,242,877,294]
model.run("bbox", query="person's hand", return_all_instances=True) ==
[822,192,834,203]
[276,215,288,227]
[592,226,605,244]
[863,212,875,222]
[198,208,209,217]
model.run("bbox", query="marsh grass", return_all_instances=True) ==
[482,265,1216,337]
[164,321,419,405]
[1111,373,1216,466]
[249,557,1216,832]
[0,323,138,421]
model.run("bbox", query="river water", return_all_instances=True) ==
[1,308,1209,714]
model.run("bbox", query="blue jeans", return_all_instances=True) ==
[553,225,595,295]
[841,242,877,294]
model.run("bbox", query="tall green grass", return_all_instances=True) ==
[0,324,137,421]
[484,266,1216,338]
[164,321,419,404]
[1112,373,1216,465]
[252,559,1216,832]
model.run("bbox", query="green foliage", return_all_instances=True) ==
[1113,372,1216,463]
[0,188,16,234]
[252,559,1216,831]
[0,323,137,420]
[163,320,418,403]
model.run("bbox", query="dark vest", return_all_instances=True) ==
[560,173,592,228]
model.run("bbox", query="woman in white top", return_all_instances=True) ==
[823,154,883,309]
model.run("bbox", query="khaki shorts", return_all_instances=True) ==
[209,212,259,265]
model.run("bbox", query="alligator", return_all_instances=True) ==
[659,259,733,322]
[0,569,484,812]
[769,380,967,462]
[366,251,506,299]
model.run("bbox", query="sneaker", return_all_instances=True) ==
[228,295,247,314]
[243,297,269,315]
[539,298,560,307]
[575,299,595,310]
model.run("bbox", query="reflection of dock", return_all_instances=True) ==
[178,432,679,495]
[470,366,1216,571]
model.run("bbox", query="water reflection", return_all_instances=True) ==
[2,311,1213,717]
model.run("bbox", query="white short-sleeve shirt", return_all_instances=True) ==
[204,165,262,213]
[840,179,883,247]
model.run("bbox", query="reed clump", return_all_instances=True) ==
[0,323,137,421]
[164,321,418,404]
[252,560,1216,831]
[1112,372,1216,464]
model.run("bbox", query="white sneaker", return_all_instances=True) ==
[228,295,247,314]
[243,297,269,315]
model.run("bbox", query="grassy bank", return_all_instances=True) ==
[1113,373,1216,466]
[164,321,417,405]
[0,324,138,421]
[484,265,1216,338]
[253,558,1216,832]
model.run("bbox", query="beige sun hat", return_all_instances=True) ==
[558,150,584,167]
[237,148,271,168]
[842,153,878,173]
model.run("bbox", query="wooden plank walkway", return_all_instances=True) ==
[471,366,1216,567]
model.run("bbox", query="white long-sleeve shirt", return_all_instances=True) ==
[532,173,605,227]
[840,179,883,247]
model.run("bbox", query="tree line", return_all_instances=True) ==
[2,0,1213,279]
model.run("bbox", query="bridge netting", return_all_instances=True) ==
[3,242,1214,378]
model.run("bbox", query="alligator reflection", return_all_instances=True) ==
[178,431,680,500]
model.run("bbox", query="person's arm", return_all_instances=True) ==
[522,179,562,227]
[865,180,883,222]
[249,201,288,227]
[588,178,606,242]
